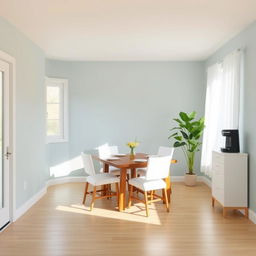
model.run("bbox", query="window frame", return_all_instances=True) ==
[45,77,69,144]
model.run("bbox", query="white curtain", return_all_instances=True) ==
[201,50,242,177]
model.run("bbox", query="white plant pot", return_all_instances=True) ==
[184,173,197,186]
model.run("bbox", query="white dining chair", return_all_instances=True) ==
[81,153,120,211]
[109,145,118,155]
[97,144,121,176]
[137,146,174,176]
[128,155,173,216]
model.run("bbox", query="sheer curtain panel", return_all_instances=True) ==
[201,50,242,177]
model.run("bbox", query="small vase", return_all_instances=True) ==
[130,147,135,159]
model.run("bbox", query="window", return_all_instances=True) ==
[46,77,68,143]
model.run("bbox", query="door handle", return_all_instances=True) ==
[5,147,12,160]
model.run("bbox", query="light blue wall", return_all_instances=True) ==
[1,12,255,215]
[46,60,205,177]
[0,17,46,208]
[206,22,256,213]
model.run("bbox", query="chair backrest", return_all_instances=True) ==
[158,146,174,156]
[97,143,111,159]
[81,153,96,176]
[146,155,173,180]
[109,145,119,155]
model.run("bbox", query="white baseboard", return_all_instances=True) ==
[172,175,212,188]
[171,176,184,182]
[13,186,47,221]
[199,176,212,188]
[46,176,87,187]
[249,209,256,224]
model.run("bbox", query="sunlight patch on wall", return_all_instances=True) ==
[50,155,83,178]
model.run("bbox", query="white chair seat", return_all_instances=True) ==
[87,173,119,186]
[129,177,166,191]
[137,168,147,176]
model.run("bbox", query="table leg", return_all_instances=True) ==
[163,176,171,203]
[130,168,136,192]
[101,163,109,196]
[119,168,127,211]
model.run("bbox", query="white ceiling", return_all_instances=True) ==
[0,0,256,61]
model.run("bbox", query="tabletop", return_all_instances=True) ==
[93,152,177,169]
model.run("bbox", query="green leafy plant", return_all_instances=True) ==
[169,111,205,175]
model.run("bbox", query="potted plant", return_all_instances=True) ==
[169,111,205,186]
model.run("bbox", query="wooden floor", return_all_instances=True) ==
[0,182,256,256]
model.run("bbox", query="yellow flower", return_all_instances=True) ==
[127,141,139,148]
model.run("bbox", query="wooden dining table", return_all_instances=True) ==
[93,153,177,212]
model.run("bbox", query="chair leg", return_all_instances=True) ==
[107,184,111,199]
[163,188,170,212]
[115,183,119,207]
[151,190,154,201]
[144,191,149,217]
[148,190,154,204]
[82,182,89,204]
[128,184,133,208]
[90,186,97,211]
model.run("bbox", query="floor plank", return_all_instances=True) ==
[0,182,255,256]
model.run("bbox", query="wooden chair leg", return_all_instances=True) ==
[144,191,149,217]
[151,191,154,200]
[128,184,133,208]
[115,183,119,207]
[162,189,165,204]
[90,186,97,211]
[212,197,215,207]
[149,190,154,204]
[163,188,170,212]
[107,184,111,199]
[82,182,89,204]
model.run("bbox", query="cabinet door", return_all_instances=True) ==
[224,156,248,207]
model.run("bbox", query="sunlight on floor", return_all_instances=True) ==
[56,203,162,225]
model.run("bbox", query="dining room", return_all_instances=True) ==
[1,1,256,255]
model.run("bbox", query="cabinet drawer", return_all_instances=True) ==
[212,162,224,175]
[213,153,224,165]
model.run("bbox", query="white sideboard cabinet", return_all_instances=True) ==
[211,151,248,218]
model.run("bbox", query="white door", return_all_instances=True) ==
[0,59,10,230]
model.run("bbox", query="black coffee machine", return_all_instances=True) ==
[221,129,240,153]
